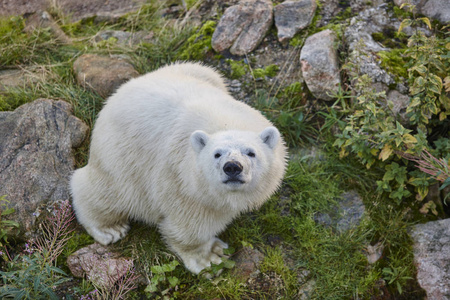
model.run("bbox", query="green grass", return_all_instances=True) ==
[0,2,436,299]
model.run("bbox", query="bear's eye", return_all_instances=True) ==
[214,153,221,159]
[247,151,256,158]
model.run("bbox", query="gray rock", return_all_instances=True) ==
[211,0,273,56]
[315,191,366,233]
[0,99,88,236]
[67,243,134,289]
[274,0,317,44]
[0,0,48,17]
[94,30,154,46]
[386,90,410,125]
[24,11,71,44]
[300,29,341,101]
[410,218,450,300]
[0,0,147,22]
[73,54,139,98]
[394,0,450,23]
[344,7,396,86]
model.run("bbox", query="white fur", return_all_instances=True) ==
[70,62,287,274]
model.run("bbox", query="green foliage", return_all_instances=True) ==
[254,89,315,147]
[332,11,449,206]
[382,266,413,294]
[0,253,70,299]
[145,260,180,299]
[0,201,75,299]
[178,21,216,60]
[0,16,77,67]
[398,5,449,126]
[208,256,236,277]
[227,59,248,79]
[0,196,19,248]
[252,64,280,79]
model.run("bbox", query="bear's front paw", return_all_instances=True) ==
[88,223,130,245]
[179,238,229,275]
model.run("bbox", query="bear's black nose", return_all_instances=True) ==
[223,161,243,177]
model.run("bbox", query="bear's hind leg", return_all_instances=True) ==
[70,167,130,245]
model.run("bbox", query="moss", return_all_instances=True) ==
[178,20,216,60]
[227,59,248,79]
[372,28,408,49]
[377,49,408,80]
[252,64,280,79]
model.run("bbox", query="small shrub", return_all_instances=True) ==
[0,196,19,248]
[0,200,75,299]
[144,260,181,299]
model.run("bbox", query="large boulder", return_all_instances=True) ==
[410,218,450,300]
[0,0,147,22]
[300,29,341,101]
[211,0,273,56]
[0,99,88,237]
[73,54,139,98]
[394,0,450,24]
[274,0,317,44]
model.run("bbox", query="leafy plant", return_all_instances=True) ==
[145,260,180,299]
[0,196,19,248]
[399,149,450,202]
[332,10,449,206]
[252,64,280,79]
[0,200,75,299]
[0,253,69,299]
[398,4,449,127]
[382,266,413,294]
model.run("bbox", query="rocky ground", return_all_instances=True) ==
[0,0,449,299]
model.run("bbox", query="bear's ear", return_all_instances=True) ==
[260,127,280,149]
[190,130,209,153]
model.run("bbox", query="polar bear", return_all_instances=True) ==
[70,62,287,274]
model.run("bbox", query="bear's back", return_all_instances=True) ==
[102,63,272,137]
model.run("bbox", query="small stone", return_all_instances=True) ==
[314,191,366,233]
[300,29,341,101]
[73,54,139,98]
[274,0,317,44]
[410,219,450,300]
[366,242,384,264]
[94,30,154,46]
[67,243,134,289]
[0,99,88,237]
[232,247,265,280]
[211,0,273,56]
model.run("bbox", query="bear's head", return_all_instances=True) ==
[190,127,281,194]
